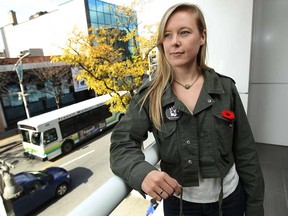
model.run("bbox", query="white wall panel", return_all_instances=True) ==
[201,0,253,93]
[251,0,288,83]
[248,84,288,146]
[239,94,248,113]
[249,0,288,146]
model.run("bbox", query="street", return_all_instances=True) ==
[1,128,156,216]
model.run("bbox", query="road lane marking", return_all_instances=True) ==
[60,150,95,167]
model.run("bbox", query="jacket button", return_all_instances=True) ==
[188,160,193,164]
[186,140,190,144]
[207,99,212,103]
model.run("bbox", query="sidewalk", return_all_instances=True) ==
[0,128,21,140]
[0,128,18,137]
[0,129,22,154]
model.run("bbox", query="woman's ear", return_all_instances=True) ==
[201,29,206,45]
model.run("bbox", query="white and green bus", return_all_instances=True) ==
[17,93,123,161]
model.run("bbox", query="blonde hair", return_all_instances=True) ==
[142,3,210,130]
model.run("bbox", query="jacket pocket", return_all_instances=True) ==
[213,113,234,163]
[157,122,180,162]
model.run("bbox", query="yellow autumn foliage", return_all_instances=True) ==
[52,0,157,114]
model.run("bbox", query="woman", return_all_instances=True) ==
[110,3,264,216]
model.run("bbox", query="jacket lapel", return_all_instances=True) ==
[194,70,225,115]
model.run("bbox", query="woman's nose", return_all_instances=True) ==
[172,36,181,47]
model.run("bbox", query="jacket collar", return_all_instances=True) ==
[203,69,225,94]
[161,69,225,114]
[162,83,176,107]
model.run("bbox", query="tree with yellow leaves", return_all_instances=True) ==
[52,0,157,114]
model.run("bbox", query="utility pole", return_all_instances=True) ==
[13,52,31,119]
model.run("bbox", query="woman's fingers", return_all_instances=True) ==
[141,170,182,200]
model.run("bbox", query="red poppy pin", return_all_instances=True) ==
[221,110,235,120]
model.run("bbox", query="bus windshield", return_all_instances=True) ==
[20,130,30,143]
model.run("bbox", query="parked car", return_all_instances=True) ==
[12,167,71,216]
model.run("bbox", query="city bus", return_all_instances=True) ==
[17,93,124,161]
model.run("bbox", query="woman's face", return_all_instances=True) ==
[163,10,205,70]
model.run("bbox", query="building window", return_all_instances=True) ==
[104,13,111,24]
[96,1,103,12]
[91,22,99,28]
[97,12,105,24]
[90,10,97,22]
[86,0,137,62]
[88,0,96,10]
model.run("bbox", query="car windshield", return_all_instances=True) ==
[30,171,53,181]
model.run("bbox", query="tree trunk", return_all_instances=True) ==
[55,95,61,109]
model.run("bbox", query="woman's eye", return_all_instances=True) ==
[164,33,172,38]
[180,31,190,36]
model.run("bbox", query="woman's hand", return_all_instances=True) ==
[141,170,182,201]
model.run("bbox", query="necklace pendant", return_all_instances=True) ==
[184,84,191,89]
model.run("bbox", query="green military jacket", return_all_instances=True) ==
[110,69,264,216]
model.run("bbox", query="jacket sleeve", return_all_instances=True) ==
[110,93,157,193]
[231,83,265,216]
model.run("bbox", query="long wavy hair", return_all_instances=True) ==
[142,3,210,130]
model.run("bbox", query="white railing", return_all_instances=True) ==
[68,141,159,216]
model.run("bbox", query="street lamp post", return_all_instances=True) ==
[13,52,31,119]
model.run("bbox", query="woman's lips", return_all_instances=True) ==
[171,52,184,57]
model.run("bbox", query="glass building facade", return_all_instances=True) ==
[86,0,138,61]
[87,0,137,31]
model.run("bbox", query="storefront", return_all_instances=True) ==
[0,58,95,131]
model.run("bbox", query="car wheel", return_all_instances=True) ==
[56,183,68,197]
[61,141,73,154]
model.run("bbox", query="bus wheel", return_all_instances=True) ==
[61,141,73,154]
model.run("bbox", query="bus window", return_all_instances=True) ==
[43,128,58,145]
[59,117,77,137]
[98,105,112,121]
[77,111,91,129]
[90,105,111,124]
[31,132,41,145]
[20,130,30,143]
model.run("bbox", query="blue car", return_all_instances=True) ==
[12,167,71,216]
